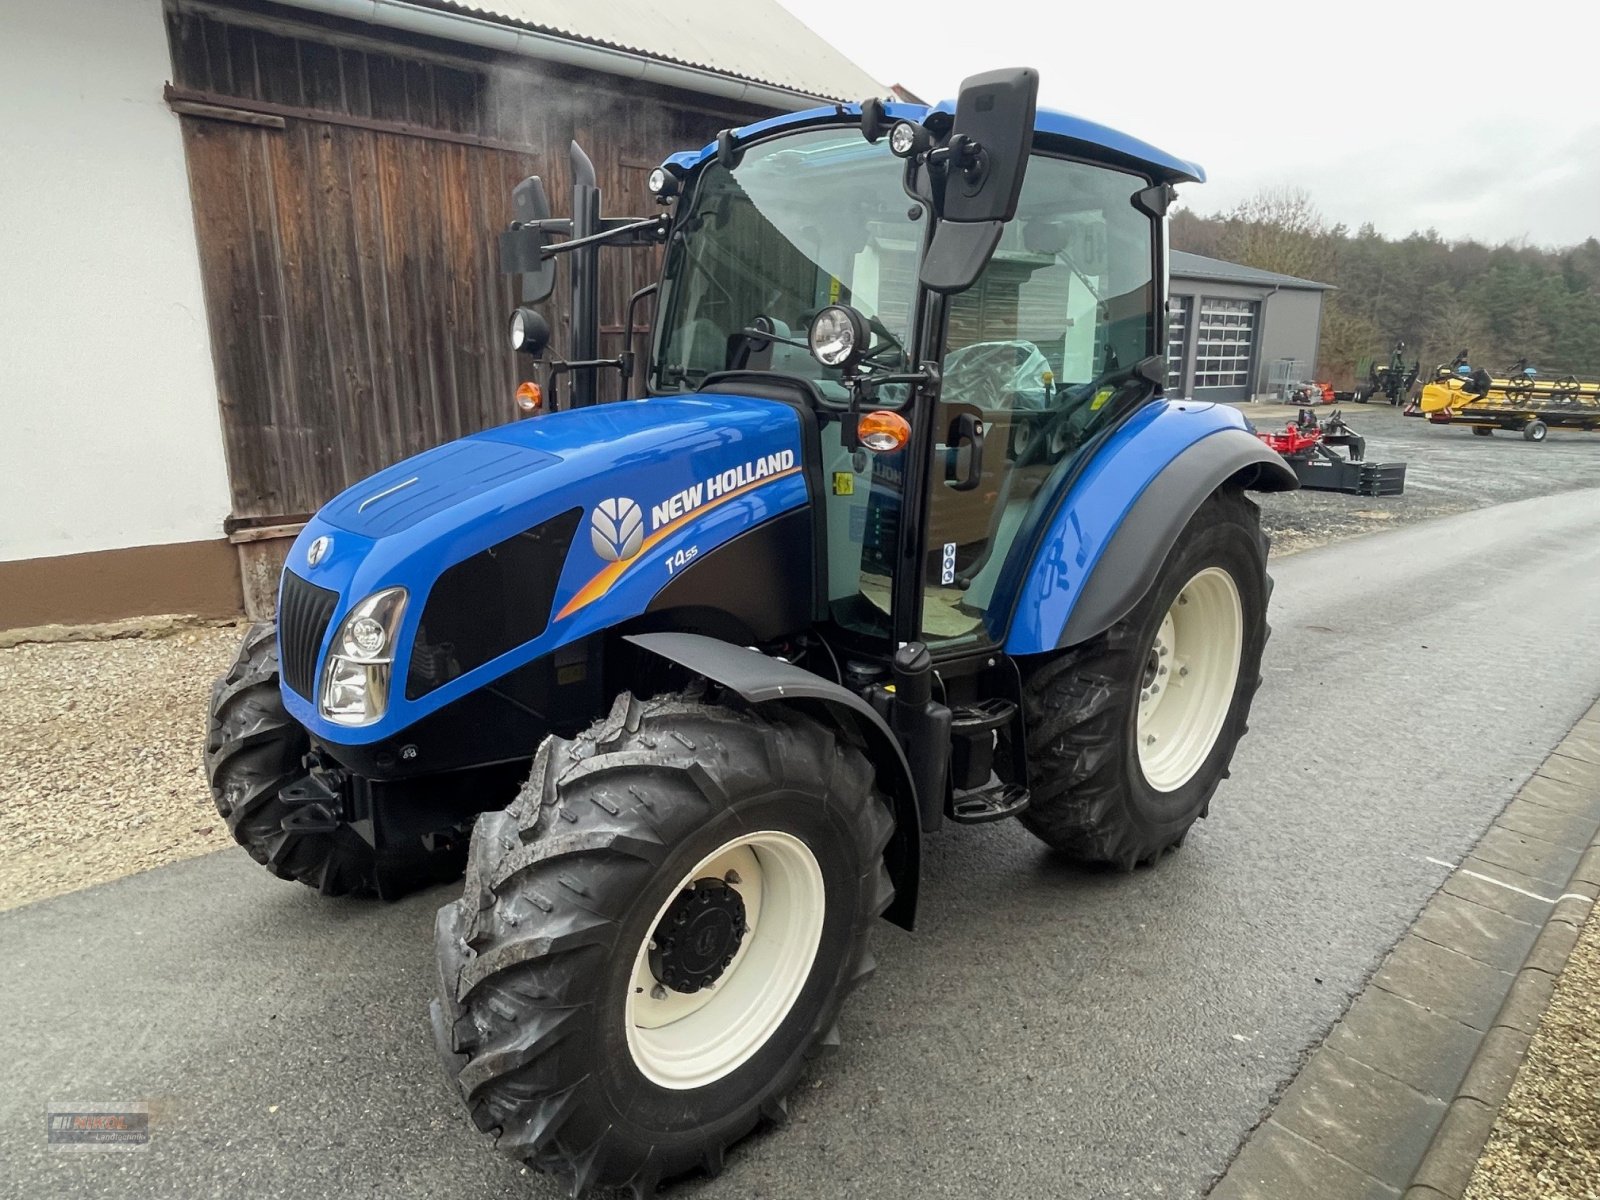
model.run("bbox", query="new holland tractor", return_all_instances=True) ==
[204,68,1294,1195]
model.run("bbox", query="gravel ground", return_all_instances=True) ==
[1465,902,1600,1200]
[0,623,243,912]
[1236,402,1600,556]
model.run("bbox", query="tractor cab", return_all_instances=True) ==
[506,71,1194,671]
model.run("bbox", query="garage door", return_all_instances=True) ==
[1192,298,1258,402]
[1166,295,1191,392]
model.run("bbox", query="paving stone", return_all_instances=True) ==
[1535,751,1600,789]
[1411,891,1540,973]
[1492,794,1600,851]
[1473,824,1584,890]
[1574,845,1600,890]
[1457,1025,1532,1108]
[1493,966,1559,1035]
[1551,894,1594,929]
[1210,1118,1401,1200]
[1409,1097,1498,1199]
[1442,864,1557,925]
[1513,772,1600,821]
[1272,1047,1447,1186]
[1555,725,1600,766]
[1325,986,1481,1101]
[1373,935,1513,1031]
[1522,915,1581,976]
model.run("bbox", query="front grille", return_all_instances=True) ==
[278,570,339,699]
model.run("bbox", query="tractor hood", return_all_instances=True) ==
[279,393,809,743]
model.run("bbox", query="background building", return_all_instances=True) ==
[1165,251,1332,403]
[0,0,883,630]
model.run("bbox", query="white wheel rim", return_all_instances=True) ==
[624,830,825,1090]
[1136,566,1244,793]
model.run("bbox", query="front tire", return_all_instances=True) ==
[204,622,381,895]
[432,693,894,1196]
[1011,488,1270,867]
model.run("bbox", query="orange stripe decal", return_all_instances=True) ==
[555,466,803,622]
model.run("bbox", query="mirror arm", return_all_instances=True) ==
[535,214,669,257]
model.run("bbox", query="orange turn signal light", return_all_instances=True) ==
[858,410,910,452]
[514,381,543,413]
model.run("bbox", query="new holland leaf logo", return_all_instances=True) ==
[590,497,644,563]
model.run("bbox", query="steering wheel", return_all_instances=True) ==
[1015,362,1158,467]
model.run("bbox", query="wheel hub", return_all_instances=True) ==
[648,879,748,994]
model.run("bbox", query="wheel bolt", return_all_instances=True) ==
[724,869,742,885]
[1178,666,1189,677]
[651,984,667,1000]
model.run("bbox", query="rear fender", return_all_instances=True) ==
[1004,403,1296,654]
[625,631,920,930]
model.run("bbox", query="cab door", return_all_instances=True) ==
[915,154,1161,651]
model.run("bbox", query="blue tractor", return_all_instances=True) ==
[204,69,1294,1195]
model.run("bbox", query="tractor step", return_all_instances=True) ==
[948,782,1030,825]
[949,697,1018,794]
[950,697,1016,735]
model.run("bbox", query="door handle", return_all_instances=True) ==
[948,412,985,491]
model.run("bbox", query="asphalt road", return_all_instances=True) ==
[7,487,1600,1200]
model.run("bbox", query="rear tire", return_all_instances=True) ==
[1523,419,1548,442]
[432,692,894,1196]
[1010,488,1270,867]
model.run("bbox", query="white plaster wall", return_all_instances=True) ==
[0,0,232,562]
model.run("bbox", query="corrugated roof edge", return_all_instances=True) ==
[1170,250,1334,291]
[423,0,881,101]
[662,102,1206,184]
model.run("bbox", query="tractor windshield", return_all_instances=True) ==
[651,128,925,395]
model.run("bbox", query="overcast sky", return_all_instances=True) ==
[775,0,1599,249]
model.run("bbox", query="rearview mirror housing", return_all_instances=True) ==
[939,68,1038,225]
[917,67,1039,295]
[498,174,559,304]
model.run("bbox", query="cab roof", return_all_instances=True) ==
[663,100,1205,185]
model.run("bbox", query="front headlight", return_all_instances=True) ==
[320,587,407,726]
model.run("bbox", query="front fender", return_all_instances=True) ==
[625,631,920,931]
[1003,402,1296,655]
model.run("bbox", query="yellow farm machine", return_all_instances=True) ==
[1418,351,1600,441]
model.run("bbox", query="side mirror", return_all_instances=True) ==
[498,174,559,303]
[918,68,1039,295]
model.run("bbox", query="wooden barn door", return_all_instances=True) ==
[163,3,761,612]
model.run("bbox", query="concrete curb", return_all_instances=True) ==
[1209,706,1600,1200]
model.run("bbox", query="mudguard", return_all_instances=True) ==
[626,631,920,931]
[1003,401,1296,655]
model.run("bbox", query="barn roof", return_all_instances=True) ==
[415,0,885,103]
